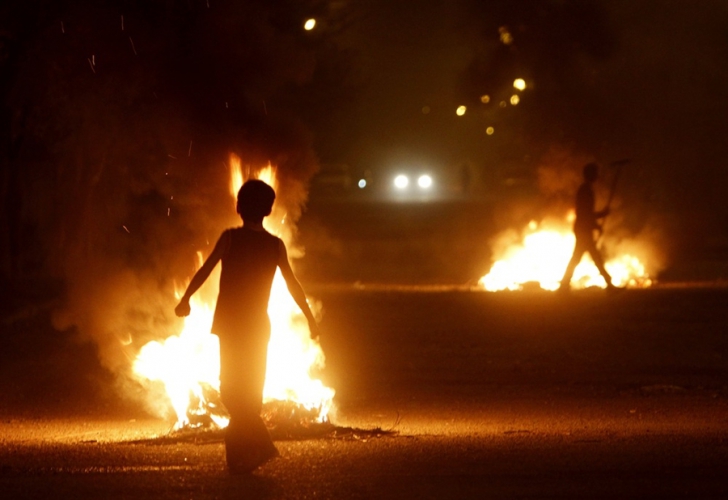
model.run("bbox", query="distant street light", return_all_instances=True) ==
[304,18,316,30]
[499,26,514,45]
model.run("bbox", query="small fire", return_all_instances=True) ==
[480,217,653,291]
[133,154,334,429]
[133,292,228,429]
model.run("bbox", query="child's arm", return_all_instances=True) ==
[174,232,229,317]
[277,240,320,339]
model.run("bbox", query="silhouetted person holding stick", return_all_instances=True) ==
[174,179,319,474]
[559,162,618,292]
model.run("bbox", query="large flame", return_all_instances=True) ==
[480,216,653,291]
[133,154,334,429]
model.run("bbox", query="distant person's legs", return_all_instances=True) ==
[560,237,588,290]
[585,240,615,288]
[561,232,617,290]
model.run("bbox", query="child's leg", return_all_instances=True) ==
[219,327,278,471]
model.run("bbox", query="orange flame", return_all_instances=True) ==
[133,153,334,429]
[480,217,653,291]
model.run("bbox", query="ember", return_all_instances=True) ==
[186,383,227,430]
[262,400,336,439]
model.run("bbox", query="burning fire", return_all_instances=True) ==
[480,217,653,291]
[133,154,334,429]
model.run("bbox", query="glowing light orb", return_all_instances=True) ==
[486,127,495,135]
[358,179,367,189]
[417,174,433,189]
[456,105,467,116]
[394,174,409,189]
[499,26,513,45]
[304,19,316,31]
[513,78,527,91]
[510,95,520,105]
[480,95,490,104]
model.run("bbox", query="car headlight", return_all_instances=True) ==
[417,174,433,189]
[394,174,409,189]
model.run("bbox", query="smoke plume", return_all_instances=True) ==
[1,0,348,409]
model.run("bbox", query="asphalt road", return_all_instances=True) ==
[2,285,728,499]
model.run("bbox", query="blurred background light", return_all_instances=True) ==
[418,174,433,189]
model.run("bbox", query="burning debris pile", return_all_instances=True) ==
[185,383,228,430]
[262,400,336,439]
[132,155,335,435]
[143,399,337,440]
[129,411,396,446]
[479,216,654,291]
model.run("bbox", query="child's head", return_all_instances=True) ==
[236,179,275,223]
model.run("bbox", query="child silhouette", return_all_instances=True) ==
[175,179,319,473]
